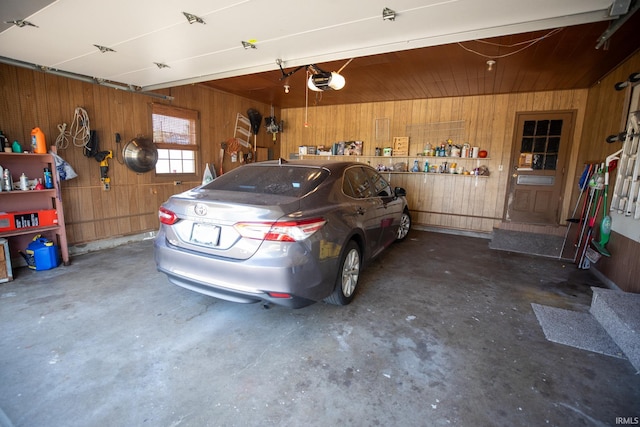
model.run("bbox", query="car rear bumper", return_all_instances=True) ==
[154,233,331,308]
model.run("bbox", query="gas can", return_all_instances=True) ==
[31,127,47,154]
[25,236,60,270]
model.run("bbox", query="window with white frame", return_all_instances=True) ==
[151,103,199,174]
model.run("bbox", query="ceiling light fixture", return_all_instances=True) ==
[241,40,257,50]
[94,44,116,53]
[284,84,290,94]
[5,19,38,28]
[154,62,170,69]
[486,60,496,71]
[183,12,205,24]
[382,7,396,21]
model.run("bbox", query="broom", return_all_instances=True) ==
[247,108,262,162]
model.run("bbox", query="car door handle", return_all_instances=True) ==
[355,207,366,215]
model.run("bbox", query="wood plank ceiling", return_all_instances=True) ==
[201,14,640,109]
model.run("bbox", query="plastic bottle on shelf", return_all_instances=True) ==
[20,173,29,191]
[43,167,54,189]
[423,159,429,173]
[12,140,22,153]
[2,168,12,191]
[0,131,9,152]
[31,127,47,154]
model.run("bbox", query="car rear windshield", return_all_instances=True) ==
[203,165,330,197]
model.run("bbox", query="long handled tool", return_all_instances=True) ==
[566,164,593,223]
[560,163,592,259]
[219,141,227,176]
[592,149,622,256]
[247,108,262,162]
[572,164,598,262]
[578,167,604,268]
[574,184,596,263]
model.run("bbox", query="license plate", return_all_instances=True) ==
[190,223,221,246]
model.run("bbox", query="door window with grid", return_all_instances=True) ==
[151,104,199,174]
[518,119,563,170]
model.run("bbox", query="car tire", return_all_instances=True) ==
[325,240,361,306]
[396,208,411,241]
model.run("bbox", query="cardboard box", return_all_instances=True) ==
[0,238,12,283]
[393,137,409,156]
[0,209,58,232]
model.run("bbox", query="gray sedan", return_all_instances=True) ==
[154,159,411,308]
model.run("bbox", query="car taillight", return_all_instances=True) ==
[159,207,178,225]
[234,218,326,242]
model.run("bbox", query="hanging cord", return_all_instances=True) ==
[55,123,71,149]
[68,107,91,148]
[457,28,564,59]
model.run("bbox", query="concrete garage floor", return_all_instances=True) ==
[0,231,638,427]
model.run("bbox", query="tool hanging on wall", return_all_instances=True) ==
[82,130,113,190]
[94,150,113,190]
[578,164,605,269]
[264,105,283,143]
[592,149,621,257]
[247,108,262,162]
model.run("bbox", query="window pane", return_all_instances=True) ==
[183,161,195,174]
[156,159,170,173]
[532,154,543,170]
[547,137,560,153]
[170,160,183,174]
[535,120,550,136]
[204,165,329,198]
[523,121,536,136]
[155,149,196,174]
[549,120,563,135]
[533,137,547,153]
[544,154,557,170]
[521,137,533,153]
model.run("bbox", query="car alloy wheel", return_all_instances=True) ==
[396,210,411,241]
[341,246,360,297]
[325,240,361,305]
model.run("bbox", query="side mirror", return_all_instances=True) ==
[394,187,406,197]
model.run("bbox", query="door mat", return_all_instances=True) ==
[531,303,626,359]
[490,229,565,259]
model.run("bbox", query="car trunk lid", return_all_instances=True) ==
[161,189,301,260]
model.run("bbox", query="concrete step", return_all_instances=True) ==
[590,287,640,372]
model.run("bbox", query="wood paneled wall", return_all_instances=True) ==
[0,63,278,245]
[280,90,588,234]
[579,50,640,293]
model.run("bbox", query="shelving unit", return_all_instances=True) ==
[0,152,69,268]
[299,154,490,176]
